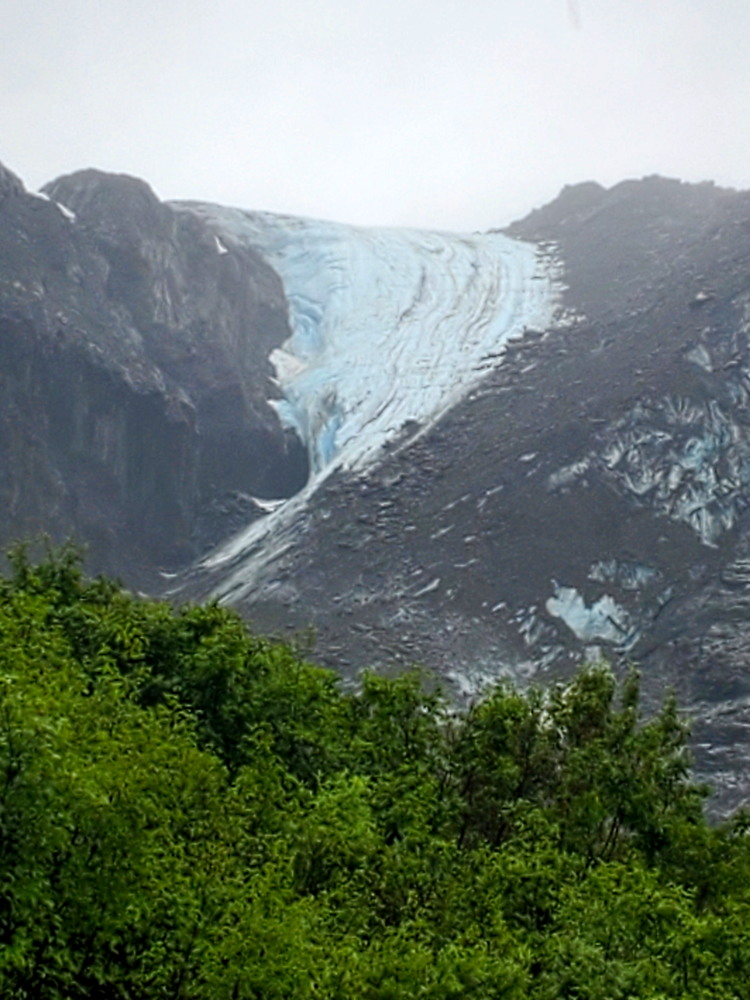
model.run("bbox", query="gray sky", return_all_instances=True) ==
[2,0,749,230]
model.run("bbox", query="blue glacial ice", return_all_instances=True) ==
[178,206,560,597]
[184,207,559,475]
[599,395,750,546]
[545,585,633,647]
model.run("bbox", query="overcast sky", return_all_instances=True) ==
[2,0,749,230]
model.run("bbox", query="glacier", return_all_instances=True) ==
[175,204,561,599]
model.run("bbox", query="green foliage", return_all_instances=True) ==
[0,544,748,998]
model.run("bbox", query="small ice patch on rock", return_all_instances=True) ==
[55,202,76,222]
[413,577,441,598]
[588,559,659,590]
[546,584,630,644]
[547,458,590,491]
[685,343,713,372]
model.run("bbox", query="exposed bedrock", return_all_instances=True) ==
[0,162,308,583]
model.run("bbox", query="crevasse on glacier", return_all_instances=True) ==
[188,207,559,474]
[180,206,560,596]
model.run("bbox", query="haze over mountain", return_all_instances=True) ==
[5,0,750,230]
[2,159,750,811]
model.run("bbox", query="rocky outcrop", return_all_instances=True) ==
[0,163,307,584]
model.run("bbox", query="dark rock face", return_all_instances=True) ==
[179,177,750,813]
[0,164,307,584]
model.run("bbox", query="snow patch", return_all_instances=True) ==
[30,190,76,221]
[55,202,76,222]
[251,496,286,514]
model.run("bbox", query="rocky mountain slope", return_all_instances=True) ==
[0,163,307,585]
[177,177,750,813]
[4,162,750,810]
